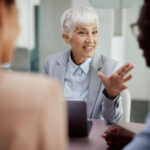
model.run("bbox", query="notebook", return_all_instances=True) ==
[66,100,93,137]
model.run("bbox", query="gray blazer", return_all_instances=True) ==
[43,50,123,124]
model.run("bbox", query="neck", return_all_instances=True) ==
[71,52,86,65]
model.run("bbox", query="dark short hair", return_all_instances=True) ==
[144,0,150,20]
[145,0,150,3]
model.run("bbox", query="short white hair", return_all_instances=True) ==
[61,6,99,36]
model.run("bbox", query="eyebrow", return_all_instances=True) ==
[78,27,98,30]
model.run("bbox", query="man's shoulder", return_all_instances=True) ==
[1,71,61,96]
[0,71,63,114]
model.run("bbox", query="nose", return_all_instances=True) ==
[85,33,94,44]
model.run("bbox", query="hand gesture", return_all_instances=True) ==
[97,63,134,98]
[101,125,135,150]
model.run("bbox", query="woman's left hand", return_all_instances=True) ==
[97,62,134,99]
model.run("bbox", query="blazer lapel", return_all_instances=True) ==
[53,51,70,85]
[87,54,104,118]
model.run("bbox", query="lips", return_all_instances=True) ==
[83,46,94,50]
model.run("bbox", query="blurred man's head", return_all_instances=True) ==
[0,0,19,64]
[137,0,150,67]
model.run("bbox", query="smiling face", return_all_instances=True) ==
[138,2,150,67]
[63,21,98,65]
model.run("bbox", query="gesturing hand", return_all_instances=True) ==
[97,63,134,98]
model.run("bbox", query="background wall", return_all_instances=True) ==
[39,0,71,70]
[122,8,150,100]
[39,0,150,101]
[14,0,150,122]
[11,0,40,71]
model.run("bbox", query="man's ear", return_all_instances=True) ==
[62,33,70,44]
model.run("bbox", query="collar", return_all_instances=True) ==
[68,52,91,74]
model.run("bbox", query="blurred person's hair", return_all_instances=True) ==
[61,6,99,37]
[144,0,150,20]
[0,0,15,7]
[145,0,150,3]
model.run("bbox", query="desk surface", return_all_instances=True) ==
[69,119,146,150]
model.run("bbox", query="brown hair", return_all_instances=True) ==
[0,0,15,6]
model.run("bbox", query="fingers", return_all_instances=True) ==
[123,74,132,82]
[104,126,117,134]
[119,65,134,77]
[122,84,128,89]
[102,125,133,150]
[103,125,122,137]
[117,62,134,74]
[103,132,121,148]
[102,133,123,149]
[117,63,134,77]
[101,133,106,138]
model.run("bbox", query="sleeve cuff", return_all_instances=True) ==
[102,90,120,108]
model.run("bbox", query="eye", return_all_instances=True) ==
[78,31,86,34]
[92,30,98,35]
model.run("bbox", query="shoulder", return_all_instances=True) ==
[92,53,119,69]
[0,71,63,103]
[45,50,70,63]
[99,54,118,66]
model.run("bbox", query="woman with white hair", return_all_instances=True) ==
[44,6,134,124]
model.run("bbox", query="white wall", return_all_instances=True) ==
[16,0,36,50]
[39,0,150,101]
[123,8,150,100]
[39,0,71,70]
